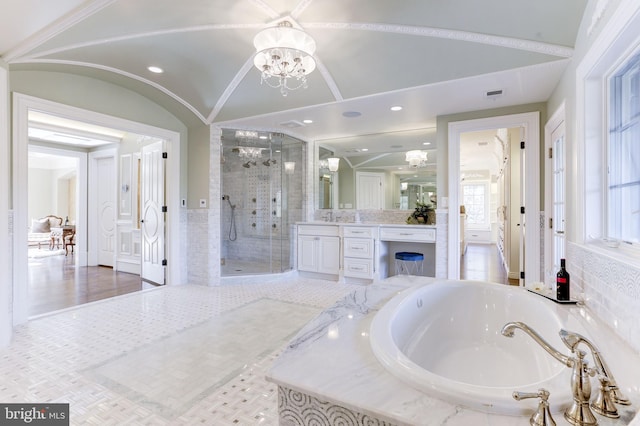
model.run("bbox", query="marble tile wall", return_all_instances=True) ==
[186,209,210,285]
[209,127,222,282]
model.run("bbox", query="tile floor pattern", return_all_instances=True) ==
[0,275,361,425]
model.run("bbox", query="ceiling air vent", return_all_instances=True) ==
[485,89,503,99]
[279,120,305,128]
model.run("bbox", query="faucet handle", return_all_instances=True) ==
[513,388,557,426]
[591,376,620,419]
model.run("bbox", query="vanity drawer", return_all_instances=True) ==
[343,226,375,238]
[298,224,339,237]
[343,258,374,279]
[344,237,374,258]
[379,226,435,242]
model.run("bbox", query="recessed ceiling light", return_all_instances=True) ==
[148,66,163,74]
[302,119,313,124]
[390,106,403,111]
[342,111,361,118]
[361,148,369,152]
[259,135,268,139]
[423,142,431,146]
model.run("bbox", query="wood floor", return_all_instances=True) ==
[28,253,143,317]
[460,243,519,285]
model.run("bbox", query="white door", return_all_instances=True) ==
[97,157,115,267]
[550,121,566,284]
[356,172,384,209]
[141,140,166,285]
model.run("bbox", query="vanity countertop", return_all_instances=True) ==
[297,221,436,228]
[267,276,640,426]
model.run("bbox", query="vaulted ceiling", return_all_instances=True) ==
[2,0,587,144]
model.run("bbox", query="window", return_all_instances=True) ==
[608,51,640,244]
[462,183,488,227]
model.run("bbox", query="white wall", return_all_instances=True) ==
[28,168,54,221]
[0,60,11,347]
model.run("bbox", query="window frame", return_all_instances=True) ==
[606,52,640,245]
[577,0,640,260]
[461,181,490,230]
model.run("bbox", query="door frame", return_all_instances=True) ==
[448,112,540,283]
[12,93,182,324]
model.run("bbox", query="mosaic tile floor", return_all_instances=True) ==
[0,276,361,425]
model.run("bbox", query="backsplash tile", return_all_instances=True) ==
[568,242,640,354]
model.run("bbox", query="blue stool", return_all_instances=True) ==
[395,252,424,275]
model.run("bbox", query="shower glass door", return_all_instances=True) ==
[221,129,303,276]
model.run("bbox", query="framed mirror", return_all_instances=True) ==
[316,128,437,210]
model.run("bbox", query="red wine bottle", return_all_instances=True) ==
[556,258,570,301]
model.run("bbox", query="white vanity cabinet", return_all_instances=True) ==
[342,226,376,280]
[297,225,340,277]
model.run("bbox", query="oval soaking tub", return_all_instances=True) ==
[370,279,580,415]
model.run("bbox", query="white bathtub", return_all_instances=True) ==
[370,279,582,415]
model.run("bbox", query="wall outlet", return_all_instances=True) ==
[199,199,207,208]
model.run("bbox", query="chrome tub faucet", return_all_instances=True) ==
[501,322,602,426]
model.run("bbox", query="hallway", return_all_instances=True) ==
[460,243,516,285]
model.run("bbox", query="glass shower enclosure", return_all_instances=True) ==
[220,129,304,276]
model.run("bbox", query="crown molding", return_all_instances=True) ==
[305,22,574,58]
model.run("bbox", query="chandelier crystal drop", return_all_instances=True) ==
[253,21,316,96]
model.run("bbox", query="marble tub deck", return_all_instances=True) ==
[267,275,640,426]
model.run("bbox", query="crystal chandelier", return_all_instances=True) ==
[405,150,428,168]
[253,21,317,96]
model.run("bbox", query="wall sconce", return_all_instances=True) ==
[284,161,295,175]
[401,182,408,191]
[327,157,340,172]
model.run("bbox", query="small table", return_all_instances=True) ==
[50,226,75,250]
